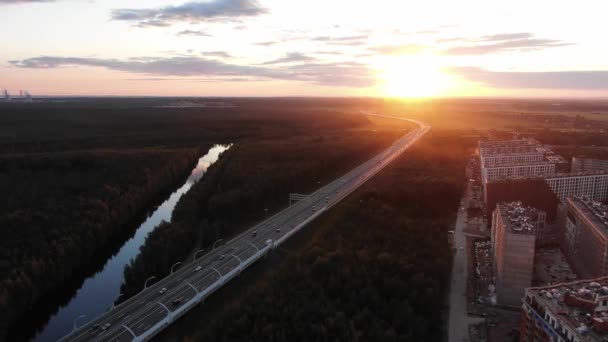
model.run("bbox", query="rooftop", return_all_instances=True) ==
[486,170,608,183]
[527,277,608,341]
[497,201,542,234]
[568,196,608,230]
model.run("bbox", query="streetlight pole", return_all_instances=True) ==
[72,314,86,332]
[213,238,223,250]
[144,276,156,290]
[193,249,205,261]
[171,262,182,274]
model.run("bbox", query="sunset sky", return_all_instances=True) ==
[1,0,608,98]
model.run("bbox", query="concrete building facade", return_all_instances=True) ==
[482,152,545,167]
[572,157,608,173]
[546,173,608,203]
[492,202,539,307]
[562,197,608,279]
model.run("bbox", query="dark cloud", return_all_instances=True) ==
[260,52,315,65]
[111,0,267,27]
[448,67,608,90]
[10,55,373,87]
[442,32,571,55]
[177,29,210,37]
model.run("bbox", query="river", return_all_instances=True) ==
[31,144,230,342]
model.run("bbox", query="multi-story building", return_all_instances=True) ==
[572,158,608,173]
[482,162,556,182]
[492,202,539,307]
[481,152,545,168]
[546,172,608,203]
[521,277,608,342]
[562,196,608,278]
[479,139,540,155]
[479,139,567,205]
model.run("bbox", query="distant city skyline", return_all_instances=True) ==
[1,0,608,98]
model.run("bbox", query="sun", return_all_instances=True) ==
[374,55,452,98]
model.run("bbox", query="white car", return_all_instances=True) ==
[194,265,202,272]
[159,287,167,295]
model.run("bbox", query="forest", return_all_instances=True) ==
[120,114,412,298]
[0,98,409,339]
[0,147,204,337]
[155,129,473,342]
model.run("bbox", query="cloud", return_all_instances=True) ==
[370,44,426,55]
[111,0,267,27]
[288,61,375,87]
[9,55,374,87]
[448,67,608,90]
[201,51,232,58]
[442,32,571,55]
[177,29,210,37]
[311,34,369,46]
[0,0,53,3]
[260,52,315,65]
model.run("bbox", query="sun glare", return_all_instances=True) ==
[375,55,452,98]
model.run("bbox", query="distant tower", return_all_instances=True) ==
[3,89,10,101]
[19,89,23,97]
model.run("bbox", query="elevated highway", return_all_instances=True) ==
[60,117,430,342]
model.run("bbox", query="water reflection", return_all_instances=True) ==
[33,144,230,342]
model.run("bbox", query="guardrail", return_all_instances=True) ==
[136,242,273,341]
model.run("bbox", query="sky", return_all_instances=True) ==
[1,0,608,98]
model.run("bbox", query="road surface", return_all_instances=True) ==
[60,117,430,342]
[448,181,485,342]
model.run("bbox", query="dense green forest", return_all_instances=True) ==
[0,99,405,339]
[0,148,204,335]
[155,129,472,342]
[120,120,411,298]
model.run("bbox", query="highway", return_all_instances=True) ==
[60,117,430,342]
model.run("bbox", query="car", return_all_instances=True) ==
[172,298,182,306]
[194,265,202,272]
[325,197,329,202]
[276,228,281,233]
[312,206,316,212]
[448,230,454,234]
[218,254,225,260]
[252,230,257,237]
[100,323,111,331]
[459,246,464,250]
[89,324,100,333]
[159,287,167,295]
